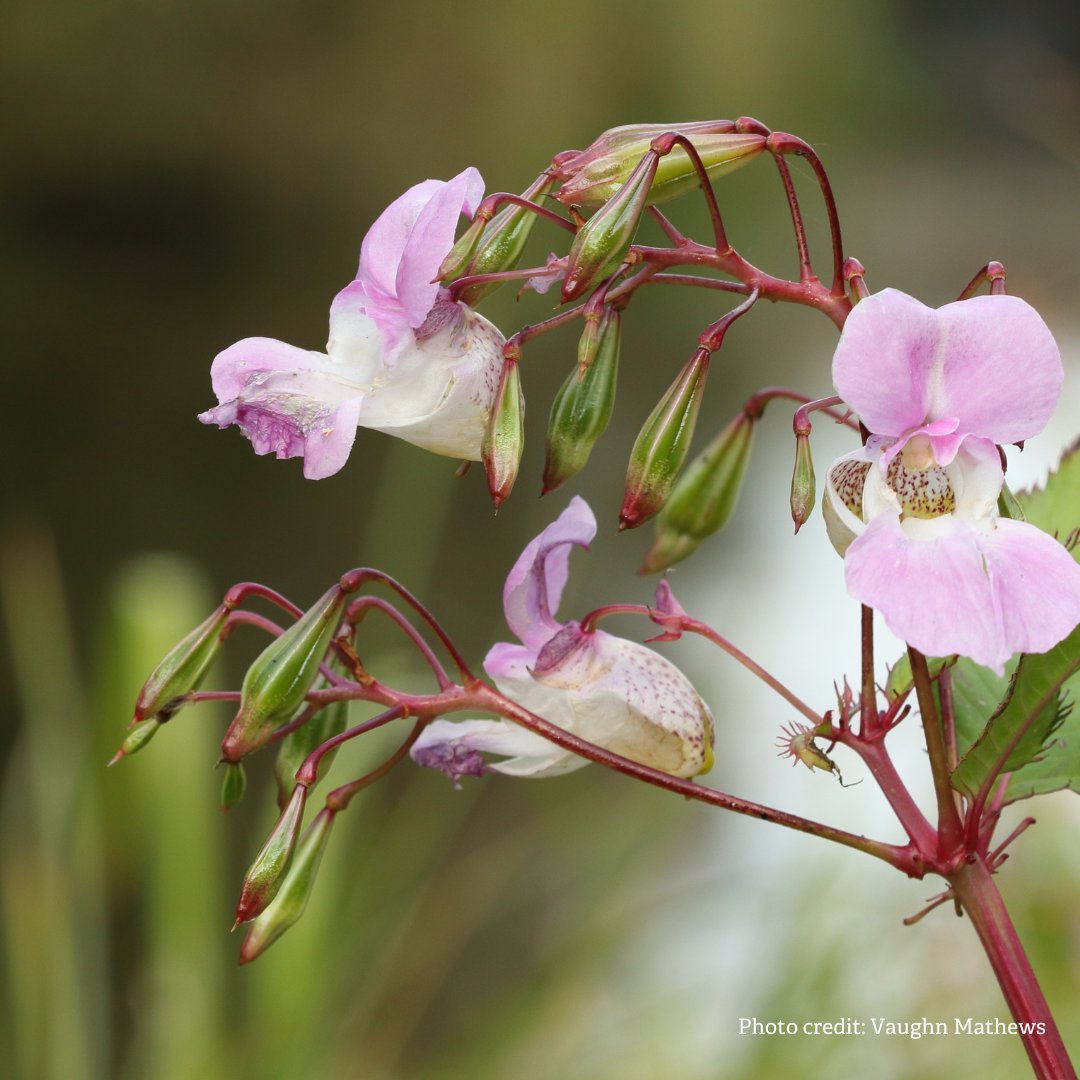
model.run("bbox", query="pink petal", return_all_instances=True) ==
[845,513,1080,672]
[207,337,327,401]
[200,338,365,479]
[410,718,572,781]
[395,168,484,326]
[833,290,942,436]
[483,641,533,684]
[357,169,485,327]
[834,289,1062,446]
[501,497,597,649]
[357,178,446,303]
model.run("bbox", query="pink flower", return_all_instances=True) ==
[411,497,714,780]
[823,288,1080,672]
[199,169,505,478]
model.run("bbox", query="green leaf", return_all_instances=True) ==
[951,624,1080,799]
[947,658,1013,762]
[990,436,1080,801]
[1015,437,1080,557]
[885,653,954,701]
[1004,699,1080,802]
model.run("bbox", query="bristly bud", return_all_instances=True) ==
[482,358,525,509]
[233,783,308,926]
[620,347,711,530]
[239,807,335,964]
[443,173,558,306]
[107,718,160,766]
[553,121,767,209]
[132,603,230,724]
[640,410,755,572]
[542,308,621,493]
[561,151,658,303]
[220,762,247,813]
[790,433,816,533]
[220,586,347,762]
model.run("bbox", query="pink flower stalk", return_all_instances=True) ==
[199,169,505,478]
[412,497,714,780]
[823,288,1080,672]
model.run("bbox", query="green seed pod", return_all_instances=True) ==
[107,718,161,766]
[561,151,659,302]
[450,173,558,306]
[482,359,525,509]
[273,690,349,810]
[790,433,817,534]
[554,122,767,209]
[641,410,755,572]
[220,762,248,813]
[132,603,230,724]
[542,308,621,493]
[620,348,711,530]
[234,783,308,926]
[239,808,335,964]
[220,586,346,762]
[436,213,487,284]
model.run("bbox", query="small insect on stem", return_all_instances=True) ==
[776,721,860,787]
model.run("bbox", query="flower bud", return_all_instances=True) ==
[132,603,230,724]
[107,718,160,766]
[790,433,817,533]
[445,173,558,306]
[553,121,766,208]
[220,586,346,762]
[640,410,754,572]
[220,762,248,812]
[561,151,658,302]
[620,348,710,530]
[542,308,621,493]
[239,807,335,964]
[234,783,308,926]
[482,359,525,509]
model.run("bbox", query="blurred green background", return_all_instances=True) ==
[3,1,1080,1077]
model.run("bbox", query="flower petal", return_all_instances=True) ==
[410,718,579,781]
[833,289,942,436]
[395,168,484,327]
[200,338,366,478]
[833,289,1062,446]
[358,178,446,304]
[328,280,405,367]
[516,625,713,778]
[354,307,505,459]
[501,496,597,649]
[357,168,484,328]
[844,512,1080,673]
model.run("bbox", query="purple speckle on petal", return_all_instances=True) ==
[411,740,489,788]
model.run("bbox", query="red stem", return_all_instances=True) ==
[948,856,1076,1079]
[470,682,917,872]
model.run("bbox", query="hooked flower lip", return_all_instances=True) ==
[199,168,505,478]
[825,288,1080,673]
[411,497,714,781]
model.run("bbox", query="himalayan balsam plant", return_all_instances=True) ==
[116,117,1080,1079]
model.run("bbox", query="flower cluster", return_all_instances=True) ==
[822,288,1080,671]
[411,497,715,780]
[199,169,505,478]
